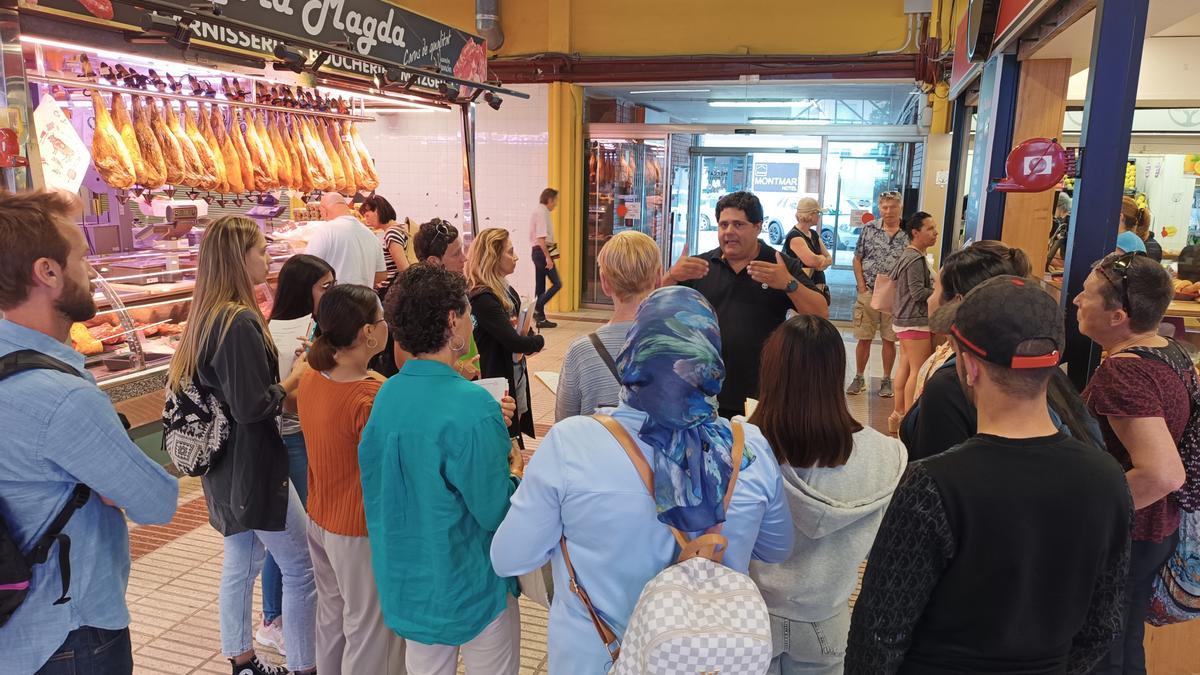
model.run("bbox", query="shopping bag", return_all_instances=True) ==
[870,273,895,313]
[518,562,554,608]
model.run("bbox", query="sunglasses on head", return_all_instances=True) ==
[1096,251,1145,314]
[431,219,452,240]
[879,191,901,200]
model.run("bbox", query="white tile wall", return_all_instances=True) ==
[358,84,549,298]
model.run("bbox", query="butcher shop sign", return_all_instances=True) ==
[22,0,487,82]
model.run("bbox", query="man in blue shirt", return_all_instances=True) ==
[0,191,178,674]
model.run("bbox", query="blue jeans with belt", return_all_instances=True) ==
[35,626,132,675]
[260,431,310,623]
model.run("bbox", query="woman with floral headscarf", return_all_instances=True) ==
[491,285,794,674]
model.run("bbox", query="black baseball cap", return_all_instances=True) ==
[933,275,1064,369]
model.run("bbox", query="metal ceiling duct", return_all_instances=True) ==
[476,0,503,51]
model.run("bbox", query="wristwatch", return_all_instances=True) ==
[784,279,800,293]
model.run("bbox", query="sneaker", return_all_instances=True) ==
[536,318,558,329]
[846,374,866,395]
[879,377,894,398]
[254,618,286,656]
[230,655,288,675]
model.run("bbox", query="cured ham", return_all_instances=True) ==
[184,102,223,191]
[264,113,294,189]
[194,102,228,193]
[314,117,348,192]
[323,119,356,192]
[347,122,379,189]
[228,109,257,192]
[129,96,166,189]
[146,97,187,185]
[299,117,334,190]
[282,116,310,193]
[165,101,214,189]
[238,109,273,191]
[286,115,317,193]
[212,107,245,194]
[90,90,136,189]
[109,93,149,187]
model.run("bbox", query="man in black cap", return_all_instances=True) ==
[846,276,1132,674]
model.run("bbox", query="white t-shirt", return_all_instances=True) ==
[304,215,387,288]
[268,314,313,436]
[530,204,555,247]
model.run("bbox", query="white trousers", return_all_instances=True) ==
[308,520,406,674]
[404,595,520,675]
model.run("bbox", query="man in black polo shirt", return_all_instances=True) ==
[846,276,1132,674]
[666,191,829,418]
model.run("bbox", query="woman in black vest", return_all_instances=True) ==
[782,197,832,301]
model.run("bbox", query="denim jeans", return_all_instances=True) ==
[221,485,316,671]
[35,626,132,675]
[261,431,310,623]
[532,247,561,317]
[767,608,850,675]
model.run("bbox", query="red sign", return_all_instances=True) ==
[991,137,1071,193]
[948,0,1045,98]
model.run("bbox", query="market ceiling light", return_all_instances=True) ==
[748,117,833,126]
[708,99,814,108]
[484,91,502,111]
[628,88,711,94]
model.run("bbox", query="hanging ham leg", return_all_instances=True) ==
[195,102,228,193]
[348,122,379,189]
[237,109,273,191]
[184,102,223,191]
[90,90,136,189]
[164,100,214,188]
[146,97,187,185]
[264,112,294,189]
[108,92,149,187]
[299,116,334,191]
[285,114,315,193]
[228,108,257,193]
[129,95,166,189]
[212,105,245,194]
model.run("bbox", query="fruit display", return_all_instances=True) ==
[78,55,378,198]
[1125,160,1136,191]
[1184,154,1200,176]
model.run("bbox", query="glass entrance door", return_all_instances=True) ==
[822,141,912,267]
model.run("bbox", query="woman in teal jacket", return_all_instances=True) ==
[359,264,523,675]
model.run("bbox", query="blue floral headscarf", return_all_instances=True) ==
[616,286,755,533]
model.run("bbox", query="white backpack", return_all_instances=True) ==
[561,415,772,675]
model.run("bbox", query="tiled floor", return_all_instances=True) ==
[124,310,896,674]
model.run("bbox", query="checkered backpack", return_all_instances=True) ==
[562,415,772,674]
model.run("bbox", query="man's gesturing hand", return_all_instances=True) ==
[748,251,795,291]
[665,242,709,284]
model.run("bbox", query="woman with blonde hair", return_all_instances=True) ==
[555,230,660,419]
[467,227,545,440]
[168,216,316,675]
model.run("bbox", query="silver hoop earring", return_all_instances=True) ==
[450,336,466,352]
[366,337,379,349]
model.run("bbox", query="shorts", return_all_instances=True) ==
[852,290,897,342]
[894,326,932,340]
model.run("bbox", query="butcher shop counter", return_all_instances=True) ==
[79,248,297,433]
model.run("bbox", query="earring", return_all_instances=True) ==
[450,336,466,352]
[366,337,379,349]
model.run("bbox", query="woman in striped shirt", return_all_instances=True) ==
[360,194,412,286]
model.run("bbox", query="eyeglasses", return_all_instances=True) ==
[1096,251,1144,314]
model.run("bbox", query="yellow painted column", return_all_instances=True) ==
[548,82,584,313]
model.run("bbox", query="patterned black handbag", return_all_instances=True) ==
[162,378,230,477]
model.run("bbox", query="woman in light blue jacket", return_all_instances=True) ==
[491,286,794,674]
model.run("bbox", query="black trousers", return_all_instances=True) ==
[1091,531,1178,675]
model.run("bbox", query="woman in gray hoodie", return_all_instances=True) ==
[748,315,907,674]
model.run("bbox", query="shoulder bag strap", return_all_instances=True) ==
[587,332,620,381]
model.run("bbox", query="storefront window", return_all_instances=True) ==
[583,138,667,305]
[823,141,913,267]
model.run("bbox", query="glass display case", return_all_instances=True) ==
[583,137,667,305]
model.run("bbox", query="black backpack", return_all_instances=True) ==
[0,350,93,628]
